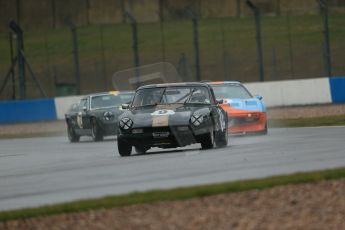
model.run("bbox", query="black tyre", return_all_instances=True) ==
[67,123,80,143]
[135,146,150,154]
[261,123,268,135]
[255,123,268,135]
[91,118,103,141]
[216,128,228,148]
[200,130,215,150]
[118,137,132,157]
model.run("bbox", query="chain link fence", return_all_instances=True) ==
[0,6,344,100]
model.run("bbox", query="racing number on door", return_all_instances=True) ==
[77,98,88,129]
[77,112,83,128]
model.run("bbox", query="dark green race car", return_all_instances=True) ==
[65,91,134,142]
[117,83,228,156]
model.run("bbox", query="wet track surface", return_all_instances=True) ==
[0,127,344,211]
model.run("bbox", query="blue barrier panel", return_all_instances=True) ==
[0,99,57,124]
[329,77,345,103]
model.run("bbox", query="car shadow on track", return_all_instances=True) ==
[130,143,232,157]
[134,148,200,156]
[69,136,117,143]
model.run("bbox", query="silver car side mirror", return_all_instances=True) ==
[121,103,129,110]
[216,99,224,104]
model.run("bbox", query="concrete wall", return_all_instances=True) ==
[1,77,344,123]
[54,96,83,120]
[0,98,57,123]
[329,77,345,103]
[244,78,333,107]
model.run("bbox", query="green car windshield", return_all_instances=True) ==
[91,94,128,109]
[132,86,211,107]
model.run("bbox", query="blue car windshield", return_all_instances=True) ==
[211,84,252,99]
[119,93,135,104]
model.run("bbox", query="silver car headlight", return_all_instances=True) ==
[103,111,113,121]
[191,114,204,126]
[119,117,133,130]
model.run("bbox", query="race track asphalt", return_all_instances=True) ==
[0,126,344,211]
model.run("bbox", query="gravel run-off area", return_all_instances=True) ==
[1,178,345,230]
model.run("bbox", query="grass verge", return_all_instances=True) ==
[1,167,345,222]
[269,115,345,128]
